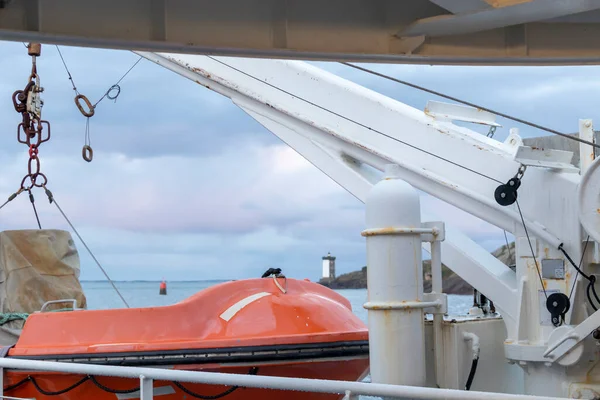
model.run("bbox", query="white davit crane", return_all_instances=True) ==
[136,51,600,398]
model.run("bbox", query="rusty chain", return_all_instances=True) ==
[11,43,50,192]
[2,43,51,228]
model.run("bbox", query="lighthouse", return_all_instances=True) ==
[322,252,336,281]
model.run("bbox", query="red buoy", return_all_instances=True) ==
[159,280,167,295]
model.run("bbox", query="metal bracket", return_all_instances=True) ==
[364,299,442,311]
[421,221,445,242]
[361,226,438,237]
[542,307,600,363]
[38,299,79,313]
[26,83,43,119]
[423,292,448,314]
[424,100,501,127]
[513,145,578,173]
[361,221,445,242]
[504,128,524,154]
[504,342,548,363]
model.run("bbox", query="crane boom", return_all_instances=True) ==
[137,51,587,357]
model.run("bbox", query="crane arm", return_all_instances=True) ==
[137,52,577,247]
[137,51,585,338]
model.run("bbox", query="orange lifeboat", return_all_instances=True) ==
[3,275,369,399]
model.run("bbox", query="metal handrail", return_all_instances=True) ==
[0,358,568,400]
[38,299,78,313]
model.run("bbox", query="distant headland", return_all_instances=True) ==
[318,241,515,294]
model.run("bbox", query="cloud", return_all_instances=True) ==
[0,137,367,280]
[0,142,353,233]
[0,40,593,282]
[315,61,600,139]
[0,41,278,161]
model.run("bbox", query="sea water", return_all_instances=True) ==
[81,281,473,399]
[81,280,473,314]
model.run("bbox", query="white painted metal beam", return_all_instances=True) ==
[138,52,575,248]
[424,101,501,127]
[400,0,600,38]
[428,0,491,14]
[543,307,600,363]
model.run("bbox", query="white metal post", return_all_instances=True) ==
[578,119,600,266]
[421,221,447,388]
[431,239,443,302]
[363,163,426,388]
[140,375,153,400]
[579,119,595,173]
[431,238,444,388]
[342,390,359,400]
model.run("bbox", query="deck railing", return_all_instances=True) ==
[0,358,570,400]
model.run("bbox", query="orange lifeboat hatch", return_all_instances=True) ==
[4,276,370,399]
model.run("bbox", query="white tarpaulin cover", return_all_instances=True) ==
[0,229,87,345]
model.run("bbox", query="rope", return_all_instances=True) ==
[55,45,80,96]
[27,190,41,229]
[0,313,28,326]
[44,188,129,308]
[93,57,142,107]
[56,48,142,162]
[84,118,91,148]
[559,241,600,311]
[340,62,600,149]
[3,377,29,392]
[30,376,89,396]
[89,376,139,394]
[172,367,259,399]
[569,235,590,303]
[516,200,547,300]
[503,230,513,265]
[55,45,142,107]
[5,368,259,398]
[0,190,23,213]
[0,308,75,326]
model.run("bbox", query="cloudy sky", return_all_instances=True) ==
[0,40,595,281]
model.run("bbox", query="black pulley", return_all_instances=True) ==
[546,292,570,327]
[494,184,517,206]
[507,177,521,191]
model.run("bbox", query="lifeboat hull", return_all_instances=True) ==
[4,277,370,399]
[4,359,369,399]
